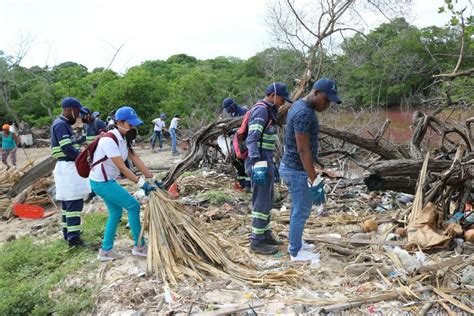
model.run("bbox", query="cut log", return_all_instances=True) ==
[8,157,56,198]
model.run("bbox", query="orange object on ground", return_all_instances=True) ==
[168,182,179,199]
[13,204,45,219]
[233,182,244,192]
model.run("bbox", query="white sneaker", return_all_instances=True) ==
[301,241,315,251]
[97,249,123,262]
[287,241,315,252]
[290,250,319,262]
[132,245,147,257]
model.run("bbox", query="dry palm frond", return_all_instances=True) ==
[140,189,301,286]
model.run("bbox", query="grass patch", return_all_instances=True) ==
[0,212,108,315]
[197,190,234,205]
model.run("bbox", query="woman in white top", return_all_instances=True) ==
[89,106,157,262]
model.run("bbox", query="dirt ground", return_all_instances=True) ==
[1,145,473,315]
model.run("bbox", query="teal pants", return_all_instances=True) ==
[90,179,144,251]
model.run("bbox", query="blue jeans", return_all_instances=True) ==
[279,162,312,257]
[150,131,163,149]
[90,179,144,251]
[170,128,177,153]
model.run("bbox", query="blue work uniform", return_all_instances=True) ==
[244,100,278,244]
[224,104,248,118]
[51,116,90,241]
[226,106,251,189]
[83,118,106,143]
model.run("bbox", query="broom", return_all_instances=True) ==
[139,189,301,286]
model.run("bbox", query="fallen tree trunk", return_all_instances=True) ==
[8,157,56,198]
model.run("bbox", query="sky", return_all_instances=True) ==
[0,0,470,73]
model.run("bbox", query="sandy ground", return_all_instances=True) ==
[1,145,473,315]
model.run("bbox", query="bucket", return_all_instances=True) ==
[13,204,45,219]
[20,134,33,146]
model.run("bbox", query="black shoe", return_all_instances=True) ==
[250,243,278,255]
[68,237,85,248]
[265,235,283,246]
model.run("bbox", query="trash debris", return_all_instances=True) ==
[362,219,378,232]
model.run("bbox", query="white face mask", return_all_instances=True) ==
[117,125,130,132]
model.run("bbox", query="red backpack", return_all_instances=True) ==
[232,102,272,160]
[75,132,118,179]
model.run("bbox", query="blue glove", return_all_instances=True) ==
[137,177,157,196]
[141,182,157,196]
[309,180,325,205]
[252,162,268,186]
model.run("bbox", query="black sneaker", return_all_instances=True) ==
[68,237,85,248]
[250,243,278,255]
[265,235,283,246]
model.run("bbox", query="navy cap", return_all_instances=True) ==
[115,106,143,126]
[313,78,342,104]
[265,82,293,103]
[222,98,235,108]
[160,113,167,119]
[61,97,88,114]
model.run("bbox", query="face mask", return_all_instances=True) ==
[118,125,137,142]
[68,110,77,125]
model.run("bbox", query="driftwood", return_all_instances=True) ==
[163,117,241,188]
[8,156,56,198]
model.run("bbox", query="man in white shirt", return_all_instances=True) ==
[169,114,180,155]
[150,114,167,150]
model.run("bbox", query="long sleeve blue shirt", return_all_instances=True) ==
[244,100,278,172]
[50,116,81,161]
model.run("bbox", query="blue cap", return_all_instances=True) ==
[222,98,235,108]
[92,111,100,118]
[61,97,88,114]
[313,78,342,104]
[160,113,167,119]
[265,82,293,103]
[115,106,143,126]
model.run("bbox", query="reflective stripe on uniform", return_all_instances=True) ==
[59,138,72,147]
[262,134,277,141]
[65,211,82,218]
[252,211,269,220]
[260,143,276,150]
[51,146,66,158]
[67,225,82,232]
[252,224,270,234]
[249,124,263,132]
[86,136,95,142]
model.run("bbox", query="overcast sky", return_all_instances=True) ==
[0,0,470,73]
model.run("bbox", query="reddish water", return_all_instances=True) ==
[321,106,474,146]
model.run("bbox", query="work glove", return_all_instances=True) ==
[252,161,268,187]
[137,177,157,196]
[308,175,326,205]
[146,175,164,189]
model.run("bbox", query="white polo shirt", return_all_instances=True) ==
[89,128,128,182]
[170,117,180,129]
[152,118,166,132]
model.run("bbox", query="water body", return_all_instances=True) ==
[320,106,474,146]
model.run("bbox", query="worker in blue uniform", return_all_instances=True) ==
[222,98,251,191]
[50,97,91,247]
[245,82,293,255]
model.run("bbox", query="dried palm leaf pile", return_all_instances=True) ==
[0,162,35,214]
[140,189,300,286]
